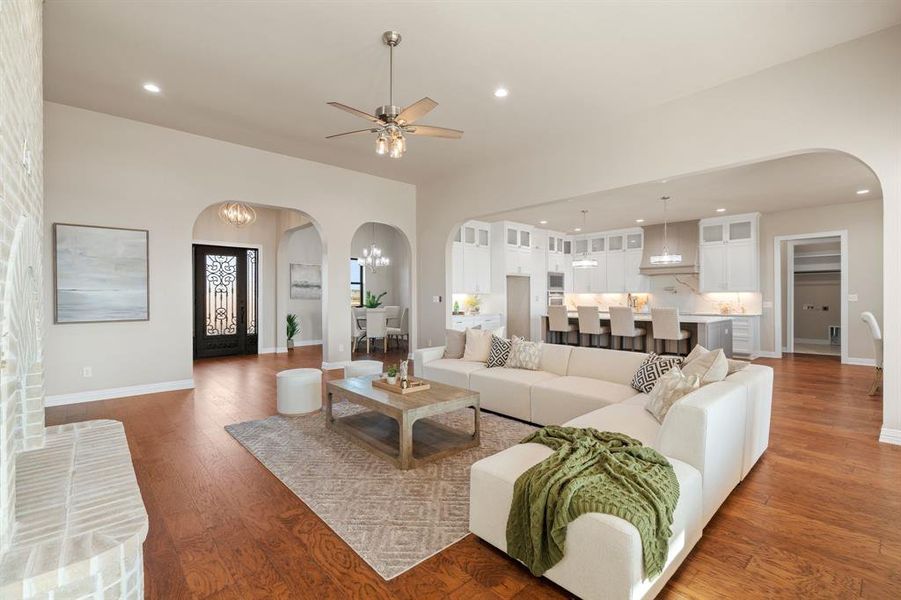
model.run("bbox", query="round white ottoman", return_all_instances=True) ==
[343,360,384,379]
[276,368,322,415]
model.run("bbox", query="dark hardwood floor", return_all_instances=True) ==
[45,348,900,599]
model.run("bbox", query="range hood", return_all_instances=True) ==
[640,220,700,275]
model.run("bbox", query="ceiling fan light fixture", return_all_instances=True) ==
[375,133,388,155]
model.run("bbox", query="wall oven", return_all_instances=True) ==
[547,291,565,306]
[548,271,565,291]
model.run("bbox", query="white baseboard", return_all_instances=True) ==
[755,351,781,359]
[879,427,901,446]
[794,337,833,346]
[321,360,349,371]
[261,340,323,354]
[45,379,195,407]
[845,357,877,367]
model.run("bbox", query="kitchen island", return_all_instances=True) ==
[540,311,735,357]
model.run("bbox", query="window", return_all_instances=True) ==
[350,258,365,306]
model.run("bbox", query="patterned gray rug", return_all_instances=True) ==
[225,403,535,580]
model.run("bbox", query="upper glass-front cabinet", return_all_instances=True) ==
[607,234,624,252]
[520,230,531,249]
[626,233,643,250]
[702,224,724,244]
[700,215,757,245]
[729,220,752,241]
[478,228,489,247]
[453,227,462,243]
[590,237,605,253]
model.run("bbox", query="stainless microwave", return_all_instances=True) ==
[548,291,565,306]
[548,271,565,291]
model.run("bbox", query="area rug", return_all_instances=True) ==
[225,403,535,579]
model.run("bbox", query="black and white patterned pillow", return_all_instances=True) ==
[487,335,512,368]
[631,353,683,393]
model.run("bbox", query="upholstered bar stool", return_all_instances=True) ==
[609,306,646,351]
[651,308,692,356]
[577,306,610,348]
[548,305,577,345]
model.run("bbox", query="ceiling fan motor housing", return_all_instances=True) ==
[375,105,401,122]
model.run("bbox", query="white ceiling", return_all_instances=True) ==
[482,152,881,233]
[44,1,901,185]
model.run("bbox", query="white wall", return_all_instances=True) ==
[44,103,416,399]
[283,225,323,344]
[416,27,901,439]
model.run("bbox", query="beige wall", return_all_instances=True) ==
[44,103,416,399]
[794,272,841,342]
[415,27,901,437]
[759,198,882,360]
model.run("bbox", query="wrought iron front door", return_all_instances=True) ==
[193,244,258,358]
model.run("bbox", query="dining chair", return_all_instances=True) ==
[365,308,388,354]
[651,308,691,356]
[861,311,883,395]
[384,305,401,328]
[548,305,577,345]
[352,307,367,353]
[576,306,610,348]
[387,307,409,350]
[609,306,646,352]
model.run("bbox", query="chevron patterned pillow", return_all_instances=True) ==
[487,335,512,368]
[631,353,683,393]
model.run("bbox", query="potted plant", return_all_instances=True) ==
[364,291,388,308]
[386,364,398,385]
[286,314,299,351]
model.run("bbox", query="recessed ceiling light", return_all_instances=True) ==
[716,208,727,213]
[143,82,161,94]
[574,227,582,232]
[856,189,870,195]
[635,219,645,223]
[494,87,509,98]
[539,220,548,225]
[660,179,668,184]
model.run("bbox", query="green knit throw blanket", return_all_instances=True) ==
[506,427,679,579]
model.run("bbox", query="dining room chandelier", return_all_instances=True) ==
[218,201,257,228]
[361,222,390,271]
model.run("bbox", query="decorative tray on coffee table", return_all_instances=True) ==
[371,377,431,395]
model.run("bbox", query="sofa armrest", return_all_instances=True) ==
[413,346,446,375]
[656,381,746,525]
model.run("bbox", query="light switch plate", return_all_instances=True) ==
[433,295,442,303]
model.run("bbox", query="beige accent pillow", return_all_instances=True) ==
[681,345,729,384]
[443,327,475,359]
[645,366,701,423]
[727,359,750,375]
[463,328,494,362]
[506,336,543,370]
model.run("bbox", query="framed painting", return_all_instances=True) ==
[53,223,150,323]
[290,263,322,299]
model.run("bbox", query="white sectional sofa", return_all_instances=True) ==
[413,342,773,600]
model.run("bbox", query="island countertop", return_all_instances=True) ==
[543,312,735,324]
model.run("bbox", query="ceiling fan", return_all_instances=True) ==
[326,31,463,159]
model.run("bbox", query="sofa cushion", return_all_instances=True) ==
[538,343,573,376]
[422,358,486,389]
[564,403,662,447]
[631,353,683,393]
[645,366,701,423]
[443,328,468,359]
[530,376,640,426]
[681,345,728,384]
[470,368,559,421]
[566,347,649,386]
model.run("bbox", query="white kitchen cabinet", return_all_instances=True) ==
[624,250,648,292]
[505,247,532,275]
[563,255,573,292]
[450,313,502,332]
[700,244,728,292]
[606,251,625,292]
[589,261,607,292]
[699,213,759,292]
[463,245,490,293]
[452,220,492,294]
[572,265,590,293]
[730,316,760,357]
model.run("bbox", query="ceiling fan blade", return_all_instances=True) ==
[326,128,377,139]
[405,124,463,139]
[327,102,383,124]
[397,97,438,124]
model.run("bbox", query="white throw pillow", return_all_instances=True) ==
[505,336,543,370]
[645,366,701,423]
[462,328,494,362]
[681,345,729,384]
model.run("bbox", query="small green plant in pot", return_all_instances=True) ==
[364,291,388,308]
[286,314,299,351]
[386,364,398,385]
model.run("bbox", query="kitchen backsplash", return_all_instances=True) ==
[564,274,762,315]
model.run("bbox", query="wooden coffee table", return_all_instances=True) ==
[325,376,480,470]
